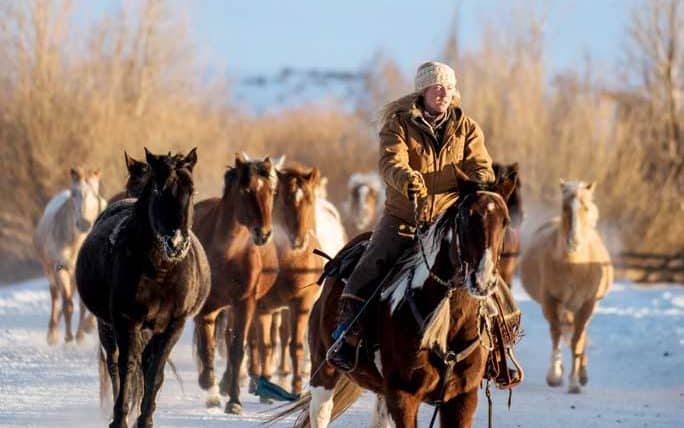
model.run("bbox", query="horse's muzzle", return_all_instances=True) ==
[161,231,191,261]
[76,218,92,232]
[252,227,272,246]
[467,271,497,300]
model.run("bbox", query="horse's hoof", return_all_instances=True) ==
[64,333,74,343]
[205,396,221,408]
[135,416,153,428]
[260,396,274,405]
[248,378,257,394]
[47,329,59,345]
[579,369,588,386]
[292,378,303,396]
[277,368,291,377]
[546,375,563,387]
[568,384,581,394]
[225,402,242,415]
[76,331,86,343]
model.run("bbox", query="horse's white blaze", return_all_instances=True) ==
[487,201,495,211]
[475,248,496,286]
[295,188,304,205]
[374,350,382,374]
[310,386,334,428]
[171,229,183,247]
[369,395,393,428]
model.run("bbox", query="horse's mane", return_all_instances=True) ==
[380,180,499,313]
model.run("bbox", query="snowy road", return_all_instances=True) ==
[1,277,682,427]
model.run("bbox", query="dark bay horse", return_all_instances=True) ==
[493,162,524,287]
[250,164,324,396]
[192,154,281,414]
[76,148,210,428]
[279,170,517,428]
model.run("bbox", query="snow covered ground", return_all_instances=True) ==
[0,277,682,427]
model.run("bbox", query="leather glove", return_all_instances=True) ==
[407,171,428,201]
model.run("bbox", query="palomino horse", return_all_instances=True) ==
[250,164,324,396]
[192,154,281,414]
[34,168,106,344]
[280,171,517,428]
[345,172,384,235]
[109,152,151,203]
[76,148,210,427]
[520,180,613,393]
[493,162,524,287]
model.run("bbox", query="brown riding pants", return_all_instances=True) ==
[341,214,415,300]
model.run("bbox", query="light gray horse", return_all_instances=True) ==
[34,168,107,344]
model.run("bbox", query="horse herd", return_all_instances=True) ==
[31,148,613,428]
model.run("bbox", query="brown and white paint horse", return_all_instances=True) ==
[34,168,106,344]
[520,180,613,393]
[279,170,516,428]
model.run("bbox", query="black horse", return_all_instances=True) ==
[76,148,210,428]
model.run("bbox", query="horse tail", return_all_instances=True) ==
[267,376,363,428]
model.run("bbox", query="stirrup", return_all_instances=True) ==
[326,336,361,373]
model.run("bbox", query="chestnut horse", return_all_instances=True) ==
[34,168,106,344]
[76,148,210,428]
[493,162,524,287]
[520,180,613,393]
[192,154,281,414]
[278,171,516,428]
[249,164,324,396]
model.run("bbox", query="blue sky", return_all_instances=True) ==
[186,0,633,76]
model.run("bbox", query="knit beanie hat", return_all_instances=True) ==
[414,61,457,93]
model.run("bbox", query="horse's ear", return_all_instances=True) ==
[510,162,519,174]
[235,152,248,167]
[89,169,101,179]
[124,151,136,169]
[70,168,82,181]
[497,175,517,202]
[183,147,198,171]
[559,178,566,187]
[586,181,597,193]
[306,167,320,185]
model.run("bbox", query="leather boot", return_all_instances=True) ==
[327,297,365,372]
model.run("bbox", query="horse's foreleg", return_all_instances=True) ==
[278,308,292,376]
[55,267,74,342]
[542,296,564,387]
[568,300,595,394]
[110,325,143,428]
[438,389,478,428]
[289,300,311,395]
[137,319,185,428]
[194,311,221,407]
[385,389,421,428]
[222,297,256,414]
[47,280,61,345]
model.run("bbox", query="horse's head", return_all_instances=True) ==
[448,169,516,299]
[494,162,524,227]
[143,147,197,262]
[348,173,381,230]
[69,167,103,233]
[124,151,150,198]
[225,153,281,246]
[560,179,599,255]
[275,164,319,250]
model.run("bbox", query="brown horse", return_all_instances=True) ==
[493,163,524,287]
[76,148,210,428]
[280,171,516,428]
[34,168,106,344]
[249,164,324,396]
[192,153,281,414]
[109,152,151,203]
[520,180,613,393]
